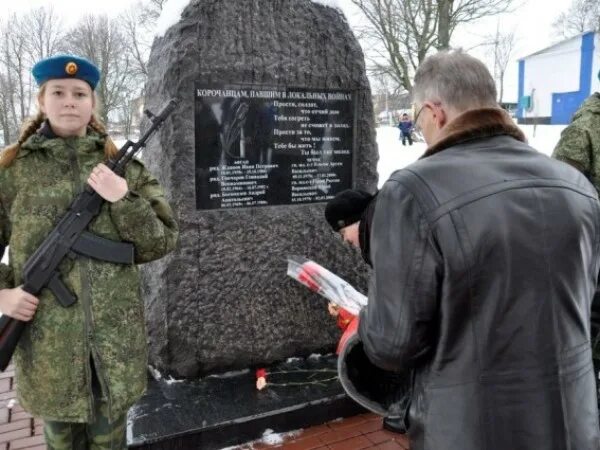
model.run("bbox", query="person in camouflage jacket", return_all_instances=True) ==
[0,55,178,449]
[552,75,600,405]
[553,90,600,191]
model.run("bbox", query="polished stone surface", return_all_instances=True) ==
[128,355,364,449]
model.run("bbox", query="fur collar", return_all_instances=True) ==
[421,108,526,158]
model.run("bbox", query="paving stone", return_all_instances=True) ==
[10,411,33,422]
[0,371,14,380]
[343,419,382,435]
[0,427,31,444]
[395,435,410,449]
[0,391,16,402]
[281,435,324,450]
[318,426,362,445]
[376,440,409,450]
[365,429,402,445]
[0,419,31,435]
[8,433,45,449]
[328,414,373,430]
[11,403,25,414]
[293,424,331,439]
[0,380,11,394]
[329,435,372,450]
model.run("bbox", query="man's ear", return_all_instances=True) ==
[435,107,448,129]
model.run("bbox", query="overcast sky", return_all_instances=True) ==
[0,0,572,101]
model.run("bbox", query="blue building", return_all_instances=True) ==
[517,31,599,125]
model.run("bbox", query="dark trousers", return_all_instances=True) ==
[401,132,413,146]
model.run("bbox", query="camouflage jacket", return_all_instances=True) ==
[0,127,178,422]
[553,93,600,193]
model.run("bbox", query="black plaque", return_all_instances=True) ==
[195,85,355,209]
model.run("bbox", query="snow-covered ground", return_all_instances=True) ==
[376,124,567,188]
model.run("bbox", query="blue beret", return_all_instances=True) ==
[32,55,100,90]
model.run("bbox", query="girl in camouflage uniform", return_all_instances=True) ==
[0,55,178,449]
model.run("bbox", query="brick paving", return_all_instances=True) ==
[0,364,45,450]
[232,414,410,449]
[0,363,409,449]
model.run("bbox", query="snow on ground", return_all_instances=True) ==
[521,124,567,156]
[375,124,568,188]
[376,127,427,188]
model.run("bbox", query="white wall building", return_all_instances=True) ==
[517,31,600,124]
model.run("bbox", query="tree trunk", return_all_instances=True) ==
[437,0,453,49]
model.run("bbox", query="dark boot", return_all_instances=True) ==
[383,416,407,434]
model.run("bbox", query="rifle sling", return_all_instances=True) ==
[71,231,135,265]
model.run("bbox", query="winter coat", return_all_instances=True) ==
[553,92,600,193]
[360,108,600,450]
[0,124,179,422]
[397,120,413,135]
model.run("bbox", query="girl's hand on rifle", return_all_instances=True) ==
[0,287,39,321]
[88,163,128,203]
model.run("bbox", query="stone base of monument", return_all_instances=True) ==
[127,354,365,449]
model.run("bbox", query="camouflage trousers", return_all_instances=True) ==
[43,366,126,450]
[43,400,126,450]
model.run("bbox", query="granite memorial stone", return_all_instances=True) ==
[141,0,378,378]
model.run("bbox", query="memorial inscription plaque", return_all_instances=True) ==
[195,85,355,210]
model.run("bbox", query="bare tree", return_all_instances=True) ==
[437,0,514,49]
[22,6,64,61]
[115,0,168,136]
[351,0,514,93]
[122,8,150,78]
[0,15,30,143]
[139,0,167,23]
[351,0,438,93]
[553,0,600,39]
[485,25,517,103]
[0,71,16,145]
[121,0,166,79]
[0,0,164,141]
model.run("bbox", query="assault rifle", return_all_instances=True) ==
[0,100,177,371]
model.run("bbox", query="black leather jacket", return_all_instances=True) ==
[359,118,600,450]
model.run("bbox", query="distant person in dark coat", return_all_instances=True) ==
[397,113,413,146]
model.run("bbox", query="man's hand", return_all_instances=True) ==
[88,163,128,203]
[0,287,39,321]
[336,315,359,355]
[328,302,340,317]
